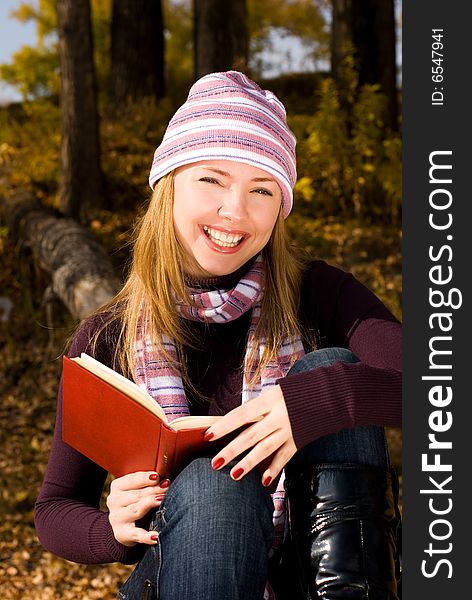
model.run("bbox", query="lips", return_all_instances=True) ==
[199,225,249,253]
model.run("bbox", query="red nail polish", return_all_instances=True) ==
[263,475,272,487]
[212,457,225,470]
[160,479,170,488]
[149,473,158,481]
[155,495,164,502]
[150,534,158,541]
[232,467,244,479]
[204,431,214,442]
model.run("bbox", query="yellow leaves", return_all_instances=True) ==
[30,436,41,451]
[0,100,61,196]
[0,535,133,598]
[10,0,57,41]
[0,45,59,99]
[307,130,321,155]
[286,214,402,318]
[295,176,315,202]
[296,67,401,222]
[0,143,17,166]
[14,490,29,504]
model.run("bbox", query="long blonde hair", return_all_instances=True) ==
[92,170,308,391]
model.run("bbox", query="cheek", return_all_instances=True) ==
[173,199,205,251]
[172,199,195,249]
[173,177,195,226]
[172,201,185,239]
[258,206,280,239]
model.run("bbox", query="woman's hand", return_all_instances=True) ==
[107,471,169,546]
[204,385,297,487]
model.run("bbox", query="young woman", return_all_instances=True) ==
[35,71,402,600]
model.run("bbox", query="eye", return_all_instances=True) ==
[252,188,273,196]
[199,176,220,185]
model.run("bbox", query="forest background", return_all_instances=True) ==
[0,1,402,597]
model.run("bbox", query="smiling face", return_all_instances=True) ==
[173,160,282,277]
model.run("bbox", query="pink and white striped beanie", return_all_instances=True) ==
[148,71,297,218]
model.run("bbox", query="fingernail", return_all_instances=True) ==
[263,475,272,487]
[212,457,225,470]
[150,534,158,541]
[149,473,159,481]
[232,467,244,480]
[160,479,170,488]
[204,431,214,442]
[155,495,165,502]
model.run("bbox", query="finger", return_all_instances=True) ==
[210,398,289,469]
[228,430,287,480]
[205,400,267,441]
[112,493,165,526]
[107,484,166,511]
[260,440,298,486]
[109,481,167,512]
[158,479,171,491]
[118,524,160,547]
[128,480,169,501]
[132,490,167,515]
[210,418,272,469]
[111,471,161,492]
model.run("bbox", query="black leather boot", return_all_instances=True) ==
[282,463,401,599]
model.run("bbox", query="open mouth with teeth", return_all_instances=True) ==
[202,225,246,249]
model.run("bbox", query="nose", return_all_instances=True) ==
[217,186,249,222]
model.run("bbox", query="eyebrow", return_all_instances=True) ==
[199,167,277,183]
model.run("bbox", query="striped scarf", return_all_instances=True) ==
[133,254,305,567]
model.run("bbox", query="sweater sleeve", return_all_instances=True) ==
[34,316,144,565]
[278,263,402,450]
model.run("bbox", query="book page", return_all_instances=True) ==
[170,415,221,430]
[75,354,226,432]
[74,353,169,423]
[170,414,262,431]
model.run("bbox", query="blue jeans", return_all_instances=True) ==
[117,348,390,600]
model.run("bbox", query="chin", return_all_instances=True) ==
[196,256,246,277]
[201,264,241,277]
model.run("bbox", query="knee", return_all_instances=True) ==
[164,457,273,522]
[288,347,359,376]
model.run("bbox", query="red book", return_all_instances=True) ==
[62,353,221,480]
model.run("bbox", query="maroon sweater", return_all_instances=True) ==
[34,260,402,565]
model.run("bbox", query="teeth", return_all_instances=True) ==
[203,226,244,248]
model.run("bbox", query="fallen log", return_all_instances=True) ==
[5,191,121,319]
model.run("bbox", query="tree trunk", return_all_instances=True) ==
[193,0,248,79]
[110,0,165,104]
[331,0,398,130]
[6,192,120,320]
[56,0,106,219]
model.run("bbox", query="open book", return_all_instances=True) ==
[62,353,222,480]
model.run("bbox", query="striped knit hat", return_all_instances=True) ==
[149,71,297,218]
